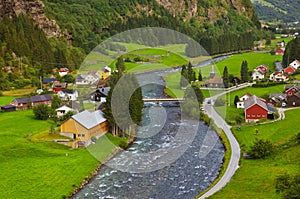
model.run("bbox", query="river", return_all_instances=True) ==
[74,56,229,199]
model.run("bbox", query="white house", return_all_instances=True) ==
[56,103,79,117]
[58,68,69,77]
[75,72,99,86]
[289,60,300,70]
[269,71,289,82]
[237,93,252,109]
[57,90,78,101]
[252,65,268,81]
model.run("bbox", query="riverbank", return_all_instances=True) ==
[69,135,136,198]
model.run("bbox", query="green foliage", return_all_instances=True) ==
[198,69,203,81]
[275,173,300,199]
[222,66,229,88]
[234,95,239,105]
[249,138,276,159]
[180,65,189,88]
[283,37,300,67]
[240,60,249,83]
[33,104,51,120]
[51,95,62,110]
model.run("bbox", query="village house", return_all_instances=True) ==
[52,82,68,93]
[236,93,252,109]
[252,65,268,81]
[11,94,52,110]
[75,72,99,86]
[57,89,78,101]
[60,110,108,148]
[0,104,16,112]
[99,66,111,80]
[244,95,275,123]
[285,85,300,97]
[275,48,285,55]
[56,102,80,118]
[90,87,110,102]
[58,68,69,77]
[284,59,300,74]
[42,78,56,88]
[268,93,287,107]
[269,71,289,82]
[287,92,300,107]
[276,41,285,48]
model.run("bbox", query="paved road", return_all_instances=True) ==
[199,83,252,199]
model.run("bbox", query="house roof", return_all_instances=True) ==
[206,77,223,84]
[31,94,52,103]
[244,95,268,111]
[275,62,283,71]
[71,110,106,130]
[97,87,110,97]
[269,93,287,101]
[285,85,300,92]
[59,68,69,72]
[13,94,52,104]
[56,105,75,112]
[1,104,16,109]
[255,65,268,73]
[267,103,276,113]
[61,89,77,94]
[42,78,56,84]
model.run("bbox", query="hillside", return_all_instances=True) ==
[252,0,300,23]
[0,0,264,91]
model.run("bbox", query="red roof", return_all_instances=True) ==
[256,65,268,72]
[284,65,296,74]
[59,68,69,72]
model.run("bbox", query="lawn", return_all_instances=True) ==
[210,108,300,199]
[0,110,122,198]
[2,88,36,96]
[201,52,282,77]
[0,96,16,105]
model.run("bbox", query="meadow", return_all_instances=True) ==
[210,108,300,199]
[0,110,125,198]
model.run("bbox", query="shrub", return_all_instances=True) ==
[33,104,50,120]
[248,138,276,159]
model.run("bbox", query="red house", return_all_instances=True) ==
[275,48,285,55]
[284,65,296,74]
[244,95,275,123]
[285,85,300,97]
[52,82,68,93]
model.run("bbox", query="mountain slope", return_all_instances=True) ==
[42,0,261,52]
[252,0,300,23]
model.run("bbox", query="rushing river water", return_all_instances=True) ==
[74,56,229,199]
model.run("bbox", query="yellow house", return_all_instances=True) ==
[60,110,108,148]
[98,66,111,80]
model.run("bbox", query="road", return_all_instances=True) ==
[199,83,252,199]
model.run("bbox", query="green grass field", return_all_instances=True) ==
[210,108,300,199]
[0,110,124,198]
[0,96,16,105]
[201,52,282,77]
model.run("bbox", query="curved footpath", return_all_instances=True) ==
[199,83,252,199]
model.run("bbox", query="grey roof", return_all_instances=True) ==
[31,94,52,103]
[98,87,110,97]
[275,62,283,71]
[269,93,287,101]
[244,95,268,111]
[61,89,76,94]
[267,103,276,113]
[13,94,52,104]
[72,110,106,129]
[43,78,56,84]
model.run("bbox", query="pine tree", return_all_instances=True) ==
[223,66,229,88]
[187,62,195,82]
[198,69,203,81]
[240,60,249,83]
[116,57,125,73]
[234,95,239,105]
[180,64,188,88]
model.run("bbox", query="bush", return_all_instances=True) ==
[33,104,50,120]
[248,138,276,159]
